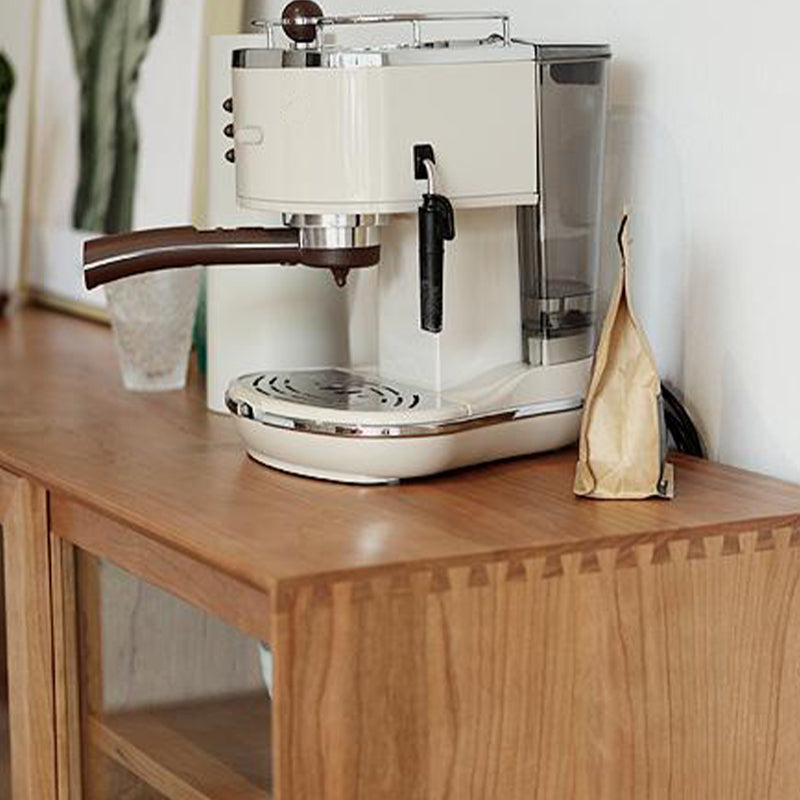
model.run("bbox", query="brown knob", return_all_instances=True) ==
[282,1,323,44]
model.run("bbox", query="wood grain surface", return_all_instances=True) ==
[6,309,800,799]
[2,308,800,594]
[50,534,83,799]
[1,472,57,800]
[274,523,800,800]
[90,693,271,800]
[0,692,8,800]
[0,519,7,775]
[53,498,272,643]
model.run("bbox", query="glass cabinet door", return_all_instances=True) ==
[76,551,272,800]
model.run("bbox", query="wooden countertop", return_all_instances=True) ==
[2,307,800,592]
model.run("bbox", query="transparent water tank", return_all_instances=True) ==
[518,47,610,366]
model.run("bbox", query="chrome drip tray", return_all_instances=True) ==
[226,369,467,437]
[225,367,585,440]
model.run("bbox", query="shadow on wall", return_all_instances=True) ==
[242,0,269,27]
[682,241,800,477]
[715,348,800,482]
[600,60,689,392]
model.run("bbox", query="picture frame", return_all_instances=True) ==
[24,0,213,319]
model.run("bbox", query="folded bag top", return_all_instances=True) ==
[574,213,673,500]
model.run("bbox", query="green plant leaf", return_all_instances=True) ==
[148,0,165,39]
[0,52,16,191]
[71,0,129,231]
[70,0,163,233]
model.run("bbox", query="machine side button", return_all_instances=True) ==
[235,126,264,146]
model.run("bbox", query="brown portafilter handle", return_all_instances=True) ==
[83,226,380,290]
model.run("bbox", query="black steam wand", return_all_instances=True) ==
[414,144,455,334]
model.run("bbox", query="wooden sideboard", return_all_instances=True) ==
[2,307,800,799]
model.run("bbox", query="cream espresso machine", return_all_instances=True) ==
[84,3,611,484]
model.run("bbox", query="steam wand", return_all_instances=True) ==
[414,144,455,334]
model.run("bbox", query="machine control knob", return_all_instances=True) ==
[224,148,236,164]
[281,1,323,44]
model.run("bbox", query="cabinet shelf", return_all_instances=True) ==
[90,691,271,800]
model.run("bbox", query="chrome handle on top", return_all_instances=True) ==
[251,11,512,50]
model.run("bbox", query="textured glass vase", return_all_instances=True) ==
[105,269,201,392]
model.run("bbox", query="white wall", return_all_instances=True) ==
[513,0,800,483]
[250,0,800,481]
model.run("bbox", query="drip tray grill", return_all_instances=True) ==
[250,369,445,414]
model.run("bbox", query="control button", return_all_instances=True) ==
[235,126,264,146]
[223,97,233,113]
[224,148,236,163]
[223,123,234,139]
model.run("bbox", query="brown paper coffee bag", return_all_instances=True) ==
[574,214,673,499]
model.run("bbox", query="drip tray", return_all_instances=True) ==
[226,368,468,431]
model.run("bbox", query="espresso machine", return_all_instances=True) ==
[84,3,611,484]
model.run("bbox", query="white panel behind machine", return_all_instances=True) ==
[377,207,522,391]
[206,36,350,412]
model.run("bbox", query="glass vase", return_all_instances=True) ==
[105,269,201,392]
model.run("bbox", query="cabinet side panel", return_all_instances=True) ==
[273,528,800,800]
[1,474,57,800]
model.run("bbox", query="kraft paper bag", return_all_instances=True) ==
[574,214,674,499]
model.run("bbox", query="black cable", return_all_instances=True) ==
[661,382,705,458]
